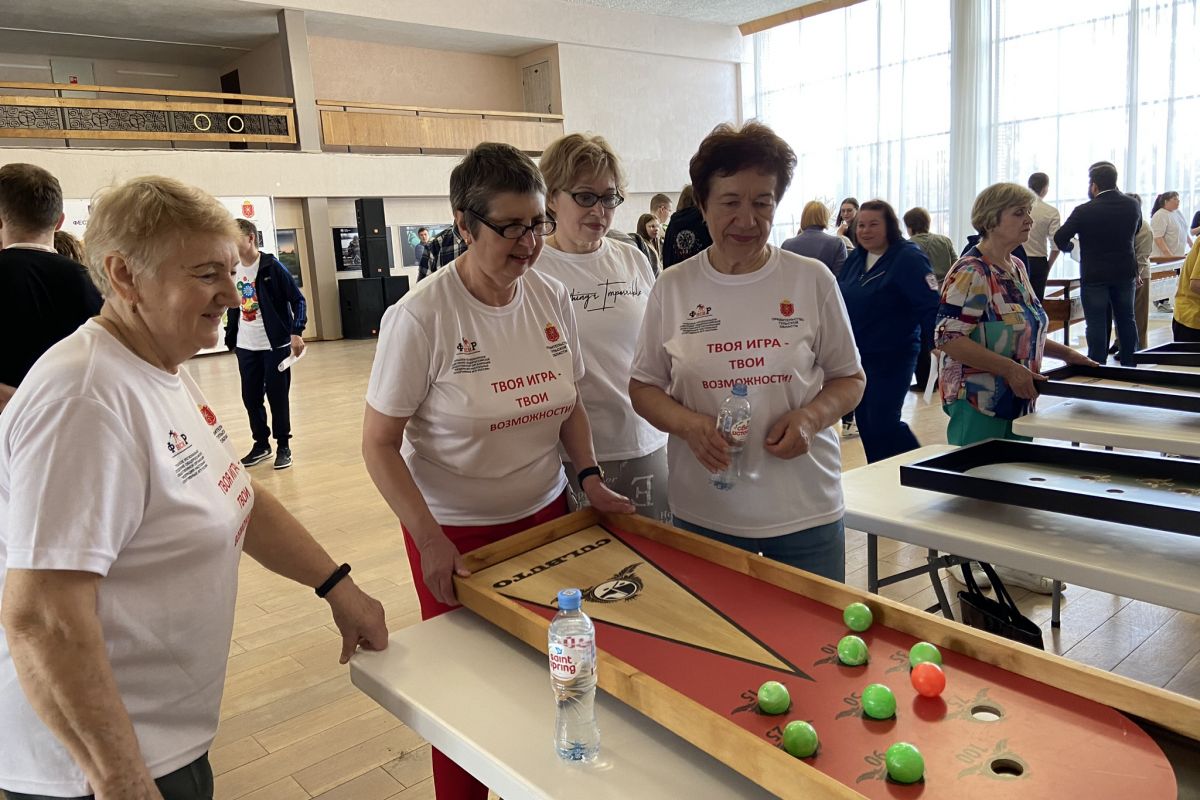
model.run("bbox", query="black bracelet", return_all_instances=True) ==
[315,563,351,598]
[577,466,603,486]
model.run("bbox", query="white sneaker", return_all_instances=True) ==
[992,566,1065,596]
[945,563,990,591]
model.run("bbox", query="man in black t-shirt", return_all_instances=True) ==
[0,163,102,413]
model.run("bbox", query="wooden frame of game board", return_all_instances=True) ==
[1037,364,1200,411]
[455,508,1200,800]
[898,439,1200,536]
[1129,341,1200,367]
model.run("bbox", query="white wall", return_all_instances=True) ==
[220,37,287,97]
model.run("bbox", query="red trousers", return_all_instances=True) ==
[402,492,568,800]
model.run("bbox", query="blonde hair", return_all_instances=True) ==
[539,133,627,199]
[800,200,830,230]
[971,182,1035,238]
[84,176,238,296]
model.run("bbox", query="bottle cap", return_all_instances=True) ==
[732,382,748,397]
[557,588,582,611]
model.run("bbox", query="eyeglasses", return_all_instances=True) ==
[466,208,556,240]
[568,191,625,209]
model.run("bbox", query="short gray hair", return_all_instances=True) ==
[971,182,1035,238]
[450,142,545,236]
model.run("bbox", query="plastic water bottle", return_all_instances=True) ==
[548,588,600,762]
[712,382,751,490]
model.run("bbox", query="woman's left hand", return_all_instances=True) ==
[1061,349,1098,367]
[582,475,636,514]
[764,407,819,460]
[324,579,389,664]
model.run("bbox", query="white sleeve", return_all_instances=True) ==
[1151,210,1168,238]
[1048,211,1061,252]
[813,274,862,380]
[5,398,146,575]
[560,282,585,382]
[630,281,672,390]
[365,304,434,418]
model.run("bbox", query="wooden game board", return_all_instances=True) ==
[455,509,1200,799]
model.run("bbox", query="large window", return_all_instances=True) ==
[749,0,1200,242]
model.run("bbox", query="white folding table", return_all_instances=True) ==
[350,610,774,800]
[1013,397,1200,456]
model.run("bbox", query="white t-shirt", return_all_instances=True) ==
[235,256,272,351]
[1150,208,1187,257]
[0,321,252,795]
[366,263,584,525]
[536,239,667,461]
[1026,198,1061,258]
[631,247,861,538]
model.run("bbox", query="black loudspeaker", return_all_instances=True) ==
[383,276,410,306]
[339,277,386,339]
[355,198,389,279]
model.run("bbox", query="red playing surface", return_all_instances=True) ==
[518,526,1176,799]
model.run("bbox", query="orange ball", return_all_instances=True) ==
[910,661,946,698]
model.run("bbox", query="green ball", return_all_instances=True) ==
[837,635,869,666]
[843,602,873,632]
[861,683,897,720]
[782,720,819,758]
[909,641,943,668]
[757,681,790,715]
[885,742,925,784]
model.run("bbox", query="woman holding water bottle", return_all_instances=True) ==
[629,122,865,581]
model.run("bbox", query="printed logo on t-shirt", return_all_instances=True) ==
[166,428,209,484]
[544,322,560,343]
[771,298,803,329]
[680,303,721,335]
[569,278,647,312]
[198,403,230,443]
[452,335,492,374]
[237,278,260,322]
[544,322,570,358]
[167,430,191,456]
[779,299,794,318]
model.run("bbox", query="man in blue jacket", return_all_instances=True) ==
[225,219,307,469]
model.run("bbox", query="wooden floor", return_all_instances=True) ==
[185,311,1200,799]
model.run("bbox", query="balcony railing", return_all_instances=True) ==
[317,99,564,154]
[0,81,296,146]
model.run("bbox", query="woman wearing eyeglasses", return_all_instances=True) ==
[536,134,669,520]
[361,142,634,800]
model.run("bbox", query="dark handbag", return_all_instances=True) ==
[956,562,1045,650]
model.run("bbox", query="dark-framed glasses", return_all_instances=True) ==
[569,191,625,209]
[466,208,556,239]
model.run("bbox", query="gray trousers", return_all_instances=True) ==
[4,754,212,800]
[565,446,670,523]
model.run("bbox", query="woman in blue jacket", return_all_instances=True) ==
[838,200,939,463]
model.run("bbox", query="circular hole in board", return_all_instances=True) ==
[1105,488,1124,494]
[1028,477,1047,482]
[970,704,1003,722]
[988,758,1025,778]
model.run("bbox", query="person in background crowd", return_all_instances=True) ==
[362,142,634,800]
[835,196,859,250]
[413,226,430,266]
[1191,207,1200,237]
[1054,162,1142,365]
[838,200,939,463]
[661,184,712,269]
[902,207,955,281]
[538,133,669,520]
[630,122,864,580]
[902,206,955,391]
[1172,237,1200,342]
[0,163,102,416]
[52,230,85,264]
[936,181,1094,594]
[417,224,468,281]
[1024,172,1061,300]
[224,218,307,471]
[635,212,664,274]
[781,200,847,274]
[1151,191,1191,259]
[651,192,672,226]
[1123,192,1154,352]
[0,175,386,800]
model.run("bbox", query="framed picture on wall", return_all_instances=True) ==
[333,227,361,271]
[398,224,447,267]
[276,229,301,287]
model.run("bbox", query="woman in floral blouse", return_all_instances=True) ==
[935,182,1094,445]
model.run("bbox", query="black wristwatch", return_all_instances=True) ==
[577,466,604,486]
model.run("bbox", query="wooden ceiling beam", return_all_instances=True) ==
[739,0,868,36]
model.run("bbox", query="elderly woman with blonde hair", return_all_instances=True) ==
[0,176,387,800]
[781,200,848,274]
[537,133,669,519]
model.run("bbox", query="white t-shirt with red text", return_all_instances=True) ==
[0,321,253,795]
[631,247,861,538]
[366,263,584,525]
[536,239,667,461]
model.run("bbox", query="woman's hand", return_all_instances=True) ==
[582,476,636,514]
[418,527,471,607]
[764,407,819,460]
[1003,361,1047,399]
[681,411,730,473]
[1060,349,1097,368]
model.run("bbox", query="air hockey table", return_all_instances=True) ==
[351,509,1200,799]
